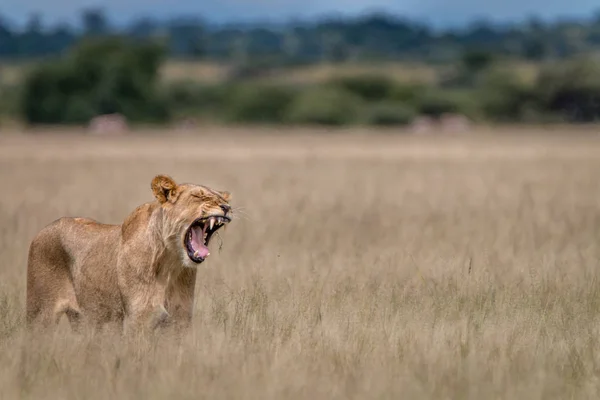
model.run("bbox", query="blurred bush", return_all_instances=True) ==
[441,50,496,88]
[477,66,538,122]
[0,84,21,120]
[223,83,297,123]
[164,80,231,120]
[286,87,363,126]
[414,89,479,119]
[326,74,396,101]
[534,57,600,122]
[389,83,427,104]
[362,102,416,126]
[21,36,170,125]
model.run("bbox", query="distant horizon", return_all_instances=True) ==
[1,2,599,31]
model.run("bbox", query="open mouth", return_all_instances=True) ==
[184,215,231,263]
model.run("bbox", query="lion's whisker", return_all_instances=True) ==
[230,207,253,222]
[215,232,224,252]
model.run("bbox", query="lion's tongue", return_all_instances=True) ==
[190,225,210,258]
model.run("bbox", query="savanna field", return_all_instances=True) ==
[2,126,600,399]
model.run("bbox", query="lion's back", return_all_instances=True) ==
[28,216,121,276]
[31,215,118,250]
[26,217,124,325]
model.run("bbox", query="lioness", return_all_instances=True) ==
[26,174,232,335]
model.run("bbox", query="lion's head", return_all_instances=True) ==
[151,174,232,267]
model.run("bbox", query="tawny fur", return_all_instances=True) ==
[25,174,232,335]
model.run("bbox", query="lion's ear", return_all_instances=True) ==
[151,175,179,204]
[220,191,231,202]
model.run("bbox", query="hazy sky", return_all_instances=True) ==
[2,0,599,28]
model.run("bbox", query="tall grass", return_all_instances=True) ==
[1,129,600,399]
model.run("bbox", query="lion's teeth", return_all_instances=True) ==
[193,250,199,258]
[209,218,215,230]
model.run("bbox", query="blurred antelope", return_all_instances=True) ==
[88,113,128,135]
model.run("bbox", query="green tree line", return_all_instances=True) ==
[2,8,600,63]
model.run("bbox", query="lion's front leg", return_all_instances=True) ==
[116,251,170,335]
[120,281,194,337]
[121,292,174,341]
[165,268,197,334]
[123,297,191,339]
[119,279,170,337]
[122,303,170,337]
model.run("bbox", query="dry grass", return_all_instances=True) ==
[232,61,439,85]
[1,60,439,85]
[146,59,541,86]
[2,127,600,399]
[3,59,539,86]
[160,61,232,83]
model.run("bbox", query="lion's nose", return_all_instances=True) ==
[220,204,231,214]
